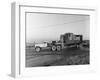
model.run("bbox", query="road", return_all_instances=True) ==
[26,47,89,67]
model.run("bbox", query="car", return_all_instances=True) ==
[34,42,48,52]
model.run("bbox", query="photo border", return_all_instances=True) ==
[11,2,97,78]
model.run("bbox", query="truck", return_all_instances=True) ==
[34,33,85,52]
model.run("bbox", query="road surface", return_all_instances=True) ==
[26,47,89,67]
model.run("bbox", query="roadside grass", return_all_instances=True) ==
[26,47,89,67]
[49,53,89,66]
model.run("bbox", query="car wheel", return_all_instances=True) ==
[35,47,41,52]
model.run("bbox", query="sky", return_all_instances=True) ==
[26,12,90,43]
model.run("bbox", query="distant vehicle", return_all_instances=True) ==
[34,33,88,52]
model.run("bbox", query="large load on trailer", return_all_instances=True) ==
[60,33,83,49]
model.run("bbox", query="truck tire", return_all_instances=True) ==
[35,47,41,52]
[52,46,56,51]
[57,46,61,51]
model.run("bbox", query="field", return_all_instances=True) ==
[26,47,89,67]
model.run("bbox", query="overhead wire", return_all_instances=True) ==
[38,19,89,28]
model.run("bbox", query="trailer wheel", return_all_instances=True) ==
[35,47,41,52]
[57,46,61,51]
[79,44,89,50]
[52,46,56,51]
[79,44,84,50]
[76,45,79,48]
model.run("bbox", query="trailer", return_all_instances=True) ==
[50,33,83,51]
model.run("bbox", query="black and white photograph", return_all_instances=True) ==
[25,12,90,67]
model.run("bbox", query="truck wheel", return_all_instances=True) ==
[35,47,41,52]
[52,46,56,51]
[57,46,61,51]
